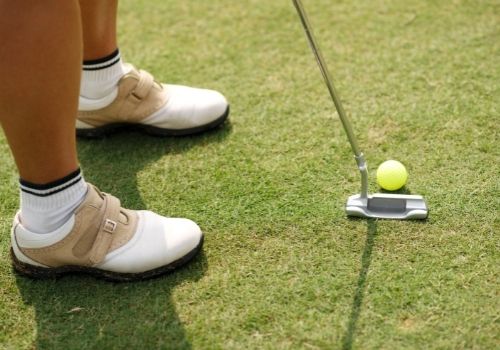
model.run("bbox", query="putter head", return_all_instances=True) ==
[346,193,428,220]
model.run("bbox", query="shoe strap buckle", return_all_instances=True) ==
[103,219,117,233]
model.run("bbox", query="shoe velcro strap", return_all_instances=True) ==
[88,193,122,265]
[131,70,155,101]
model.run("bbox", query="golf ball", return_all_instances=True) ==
[376,160,408,191]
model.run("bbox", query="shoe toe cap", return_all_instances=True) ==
[165,85,228,126]
[197,89,228,120]
[98,211,203,274]
[161,217,203,262]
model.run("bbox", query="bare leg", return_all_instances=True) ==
[0,0,81,184]
[5,0,206,281]
[79,0,118,60]
[76,0,229,137]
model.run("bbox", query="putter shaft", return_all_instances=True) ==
[292,0,360,156]
[292,0,369,198]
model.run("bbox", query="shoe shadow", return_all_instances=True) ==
[15,251,207,349]
[77,122,232,209]
[14,123,230,349]
[341,219,378,350]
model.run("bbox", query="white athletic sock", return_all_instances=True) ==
[20,169,88,234]
[80,49,131,110]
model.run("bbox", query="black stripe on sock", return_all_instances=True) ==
[21,178,82,197]
[20,168,81,191]
[83,48,120,66]
[82,56,121,71]
[21,176,82,197]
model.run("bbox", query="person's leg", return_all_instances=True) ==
[0,1,81,184]
[78,0,129,107]
[0,1,88,234]
[77,0,229,137]
[1,1,203,281]
[79,0,118,61]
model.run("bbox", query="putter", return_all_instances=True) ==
[292,0,428,219]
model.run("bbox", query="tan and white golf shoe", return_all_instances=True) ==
[77,64,229,137]
[11,183,203,281]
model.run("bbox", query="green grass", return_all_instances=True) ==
[1,0,498,349]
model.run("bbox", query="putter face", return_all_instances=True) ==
[346,193,428,220]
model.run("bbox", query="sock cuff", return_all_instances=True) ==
[19,170,88,233]
[20,169,82,197]
[20,178,87,213]
[83,49,121,71]
[81,49,130,89]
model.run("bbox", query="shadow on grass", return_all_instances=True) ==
[77,122,232,210]
[341,219,378,350]
[15,252,207,349]
[379,186,412,195]
[15,123,230,349]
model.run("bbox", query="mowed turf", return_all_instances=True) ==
[0,0,498,349]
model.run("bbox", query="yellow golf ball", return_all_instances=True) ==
[376,160,408,191]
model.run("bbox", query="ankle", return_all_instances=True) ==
[80,48,131,100]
